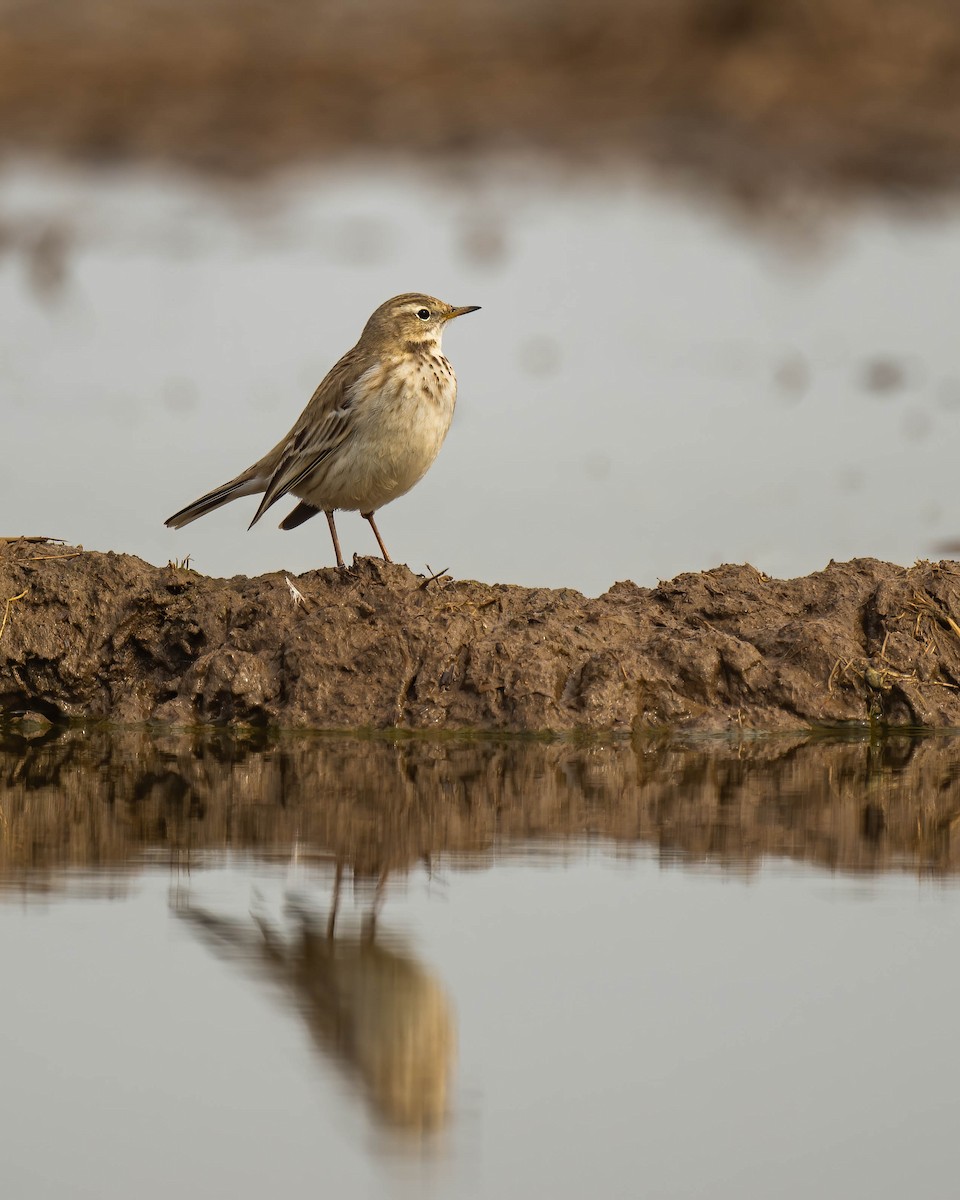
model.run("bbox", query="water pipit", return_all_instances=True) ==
[165,293,479,567]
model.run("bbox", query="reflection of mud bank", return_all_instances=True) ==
[3,1,960,198]
[4,728,960,879]
[4,544,960,731]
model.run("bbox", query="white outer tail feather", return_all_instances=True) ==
[165,474,265,529]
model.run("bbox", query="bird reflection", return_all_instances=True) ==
[173,866,455,1135]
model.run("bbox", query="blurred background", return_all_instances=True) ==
[4,0,960,591]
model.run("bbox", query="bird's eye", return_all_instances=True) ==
[416,308,431,320]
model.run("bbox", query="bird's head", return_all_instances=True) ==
[360,293,480,351]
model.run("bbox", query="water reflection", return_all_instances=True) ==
[3,726,960,884]
[4,726,960,1198]
[174,880,455,1134]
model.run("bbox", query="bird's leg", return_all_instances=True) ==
[325,510,345,569]
[361,869,388,945]
[326,859,343,941]
[361,511,392,562]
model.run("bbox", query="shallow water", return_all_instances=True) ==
[3,160,960,592]
[3,727,960,1198]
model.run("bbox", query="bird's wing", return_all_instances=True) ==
[248,349,373,528]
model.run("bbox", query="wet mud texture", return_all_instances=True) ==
[3,0,960,199]
[3,543,960,731]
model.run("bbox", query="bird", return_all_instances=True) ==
[165,293,480,568]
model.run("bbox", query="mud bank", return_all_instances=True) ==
[3,542,960,731]
[4,0,960,200]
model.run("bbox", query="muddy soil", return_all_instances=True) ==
[3,0,960,200]
[2,540,960,731]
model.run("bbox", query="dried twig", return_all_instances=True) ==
[285,576,311,611]
[827,657,855,692]
[911,589,960,641]
[419,565,450,591]
[0,536,65,546]
[0,588,27,644]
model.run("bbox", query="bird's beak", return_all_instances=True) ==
[445,305,481,320]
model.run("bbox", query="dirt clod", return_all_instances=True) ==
[3,544,960,731]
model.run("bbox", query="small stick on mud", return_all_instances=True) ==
[285,576,312,612]
[0,588,28,644]
[911,589,960,642]
[827,657,847,693]
[0,536,65,546]
[419,565,450,591]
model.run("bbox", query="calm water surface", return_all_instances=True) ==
[2,727,960,1198]
[4,160,960,591]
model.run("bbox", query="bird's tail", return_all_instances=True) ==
[165,470,265,530]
